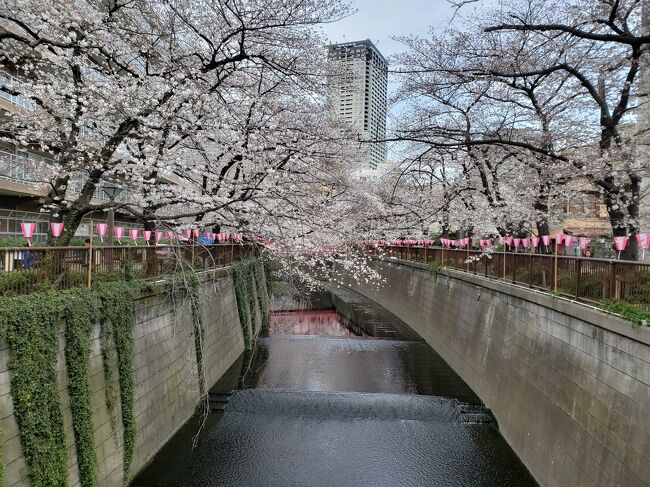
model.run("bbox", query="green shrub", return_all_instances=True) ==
[428,260,442,275]
[601,300,650,326]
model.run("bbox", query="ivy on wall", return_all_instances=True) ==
[232,259,271,349]
[0,281,146,487]
[253,260,269,327]
[232,261,254,350]
[96,281,141,484]
[262,256,274,299]
[0,261,268,486]
[62,289,98,487]
[0,293,68,487]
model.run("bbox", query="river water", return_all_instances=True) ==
[132,288,537,486]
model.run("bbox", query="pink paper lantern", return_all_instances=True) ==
[183,229,192,239]
[486,239,492,247]
[50,222,64,238]
[114,226,124,239]
[635,233,649,250]
[578,237,590,251]
[129,229,139,241]
[505,237,513,247]
[192,228,200,238]
[613,236,628,251]
[143,230,152,241]
[155,231,163,242]
[96,223,107,238]
[541,235,551,246]
[531,237,540,248]
[166,231,175,240]
[564,235,575,247]
[21,222,36,246]
[479,239,486,248]
[522,238,530,248]
[554,233,564,245]
[513,238,521,248]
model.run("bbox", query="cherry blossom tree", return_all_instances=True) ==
[0,0,351,244]
[391,0,650,259]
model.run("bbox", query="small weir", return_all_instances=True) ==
[132,286,537,486]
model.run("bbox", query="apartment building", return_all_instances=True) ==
[327,40,388,170]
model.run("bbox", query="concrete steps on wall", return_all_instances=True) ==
[457,403,494,425]
[209,392,233,412]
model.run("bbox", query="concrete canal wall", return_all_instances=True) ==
[345,258,650,487]
[0,265,267,486]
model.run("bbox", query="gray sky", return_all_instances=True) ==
[319,0,459,60]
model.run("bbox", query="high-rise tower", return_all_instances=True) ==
[327,40,388,169]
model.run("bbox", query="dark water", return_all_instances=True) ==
[132,289,537,487]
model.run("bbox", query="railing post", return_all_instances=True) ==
[609,261,617,299]
[552,242,558,293]
[575,259,582,299]
[87,219,94,288]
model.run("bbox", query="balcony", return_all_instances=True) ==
[0,148,53,189]
[0,72,35,111]
[0,148,137,205]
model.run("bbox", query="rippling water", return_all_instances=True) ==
[132,292,537,487]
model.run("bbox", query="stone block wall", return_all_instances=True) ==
[345,258,650,487]
[0,264,266,486]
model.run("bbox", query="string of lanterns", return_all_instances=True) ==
[372,232,650,260]
[18,221,247,247]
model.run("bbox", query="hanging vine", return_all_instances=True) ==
[253,260,270,327]
[0,293,68,487]
[232,261,254,350]
[62,289,98,487]
[169,273,206,396]
[95,281,141,485]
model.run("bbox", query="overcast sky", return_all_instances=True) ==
[319,0,460,60]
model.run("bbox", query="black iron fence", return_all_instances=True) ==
[369,245,650,309]
[0,243,259,295]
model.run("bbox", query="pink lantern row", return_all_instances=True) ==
[19,221,248,246]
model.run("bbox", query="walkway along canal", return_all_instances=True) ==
[132,285,536,486]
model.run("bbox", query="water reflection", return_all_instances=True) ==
[268,310,358,337]
[132,289,537,487]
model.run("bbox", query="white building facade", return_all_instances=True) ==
[328,40,388,169]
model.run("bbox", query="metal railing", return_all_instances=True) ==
[0,72,35,111]
[0,243,259,296]
[369,245,650,309]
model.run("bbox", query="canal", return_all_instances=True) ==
[132,286,537,486]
